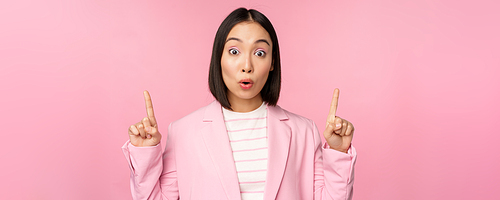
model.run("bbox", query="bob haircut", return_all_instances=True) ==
[208,7,281,110]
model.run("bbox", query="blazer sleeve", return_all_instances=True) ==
[121,123,179,200]
[312,121,357,200]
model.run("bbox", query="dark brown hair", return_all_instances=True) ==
[208,7,281,110]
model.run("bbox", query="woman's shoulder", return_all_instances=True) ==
[170,101,216,126]
[270,105,319,140]
[268,105,315,126]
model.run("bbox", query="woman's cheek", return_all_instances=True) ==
[221,57,236,80]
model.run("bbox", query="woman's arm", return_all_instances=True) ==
[313,121,357,200]
[122,122,179,200]
[122,141,165,200]
[314,88,357,199]
[122,91,179,200]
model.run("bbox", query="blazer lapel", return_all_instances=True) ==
[200,101,242,200]
[264,105,291,200]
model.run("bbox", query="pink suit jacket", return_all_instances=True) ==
[122,101,356,200]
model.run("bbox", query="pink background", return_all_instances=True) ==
[1,0,499,199]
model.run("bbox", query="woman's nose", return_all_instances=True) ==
[241,55,253,73]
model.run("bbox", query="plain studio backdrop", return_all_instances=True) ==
[1,0,499,199]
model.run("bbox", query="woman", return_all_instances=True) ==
[123,8,356,200]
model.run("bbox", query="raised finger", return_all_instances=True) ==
[143,90,157,126]
[142,117,152,132]
[327,88,340,122]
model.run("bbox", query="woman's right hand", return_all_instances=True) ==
[128,90,162,147]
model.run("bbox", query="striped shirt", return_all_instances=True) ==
[222,103,268,200]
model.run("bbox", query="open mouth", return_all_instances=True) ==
[239,79,253,84]
[239,79,253,89]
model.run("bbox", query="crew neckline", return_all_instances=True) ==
[222,102,267,115]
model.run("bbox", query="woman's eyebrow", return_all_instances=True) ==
[225,37,242,43]
[225,37,270,46]
[255,39,270,46]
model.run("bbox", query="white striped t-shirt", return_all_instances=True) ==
[222,103,268,200]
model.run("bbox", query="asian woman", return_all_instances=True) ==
[123,7,356,200]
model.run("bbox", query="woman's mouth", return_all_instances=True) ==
[239,79,253,90]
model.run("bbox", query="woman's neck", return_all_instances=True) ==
[228,95,264,113]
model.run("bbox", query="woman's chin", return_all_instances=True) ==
[228,92,262,103]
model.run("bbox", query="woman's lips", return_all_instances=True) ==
[239,79,253,90]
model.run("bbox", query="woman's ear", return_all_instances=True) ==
[270,59,274,71]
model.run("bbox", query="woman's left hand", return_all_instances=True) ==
[323,88,354,153]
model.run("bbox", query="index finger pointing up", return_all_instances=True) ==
[143,90,157,126]
[328,88,340,121]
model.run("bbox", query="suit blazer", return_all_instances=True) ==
[122,101,356,200]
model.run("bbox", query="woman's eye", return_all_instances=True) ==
[229,48,239,55]
[254,50,266,57]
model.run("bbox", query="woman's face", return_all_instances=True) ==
[221,21,273,108]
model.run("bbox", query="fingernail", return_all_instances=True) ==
[336,123,341,128]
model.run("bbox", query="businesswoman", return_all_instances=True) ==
[123,8,356,200]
